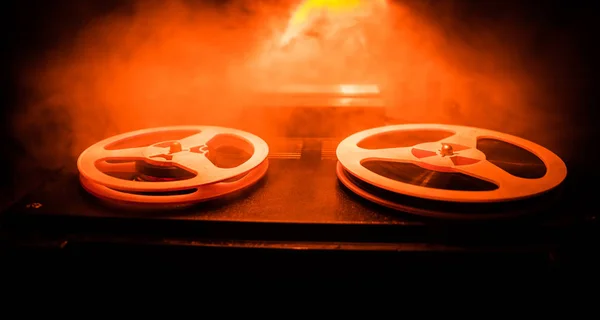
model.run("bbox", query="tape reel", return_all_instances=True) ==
[77,125,269,208]
[336,124,567,219]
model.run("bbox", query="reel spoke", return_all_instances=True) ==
[179,129,219,149]
[455,160,538,191]
[452,148,480,159]
[356,146,414,162]
[96,161,136,173]
[90,146,147,161]
[337,142,414,166]
[173,153,229,183]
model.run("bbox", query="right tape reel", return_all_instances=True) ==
[336,124,568,219]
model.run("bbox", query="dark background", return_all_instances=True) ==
[1,0,597,209]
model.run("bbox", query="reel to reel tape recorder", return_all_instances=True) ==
[67,122,568,219]
[1,103,595,276]
[1,120,578,227]
[2,0,597,277]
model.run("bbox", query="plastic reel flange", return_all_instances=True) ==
[336,124,568,219]
[77,126,269,207]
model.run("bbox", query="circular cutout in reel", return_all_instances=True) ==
[336,124,567,219]
[77,126,269,207]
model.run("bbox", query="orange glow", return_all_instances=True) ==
[253,0,391,88]
[270,84,380,95]
[280,0,387,46]
[338,84,380,95]
[12,0,568,169]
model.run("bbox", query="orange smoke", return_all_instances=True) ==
[11,0,568,170]
[279,0,387,47]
